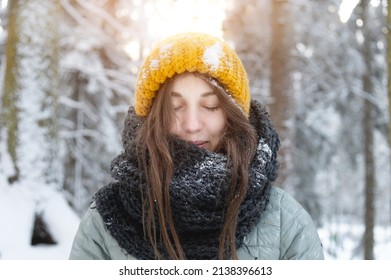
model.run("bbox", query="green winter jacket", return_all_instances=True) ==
[69,186,324,260]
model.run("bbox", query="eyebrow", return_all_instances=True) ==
[171,91,216,98]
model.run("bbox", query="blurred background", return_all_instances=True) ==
[0,0,390,260]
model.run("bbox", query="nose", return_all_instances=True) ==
[182,109,203,133]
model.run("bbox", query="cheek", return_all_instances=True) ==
[210,114,226,137]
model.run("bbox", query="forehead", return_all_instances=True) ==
[171,73,214,92]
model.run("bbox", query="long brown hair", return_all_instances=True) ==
[135,72,258,259]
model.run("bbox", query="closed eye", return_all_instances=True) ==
[174,105,184,111]
[205,106,220,111]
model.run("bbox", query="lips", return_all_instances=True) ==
[189,141,208,148]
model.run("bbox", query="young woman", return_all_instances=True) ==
[69,32,324,260]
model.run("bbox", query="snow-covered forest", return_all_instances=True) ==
[0,0,390,260]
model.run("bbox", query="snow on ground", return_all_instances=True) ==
[0,180,80,260]
[0,176,390,259]
[318,224,391,260]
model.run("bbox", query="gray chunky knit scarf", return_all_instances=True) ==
[94,100,280,259]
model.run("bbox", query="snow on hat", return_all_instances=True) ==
[134,32,250,117]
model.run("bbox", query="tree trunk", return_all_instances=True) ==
[269,0,294,186]
[0,0,61,187]
[361,0,375,260]
[1,0,20,183]
[387,0,391,253]
[388,0,391,150]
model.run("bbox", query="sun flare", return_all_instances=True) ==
[124,0,230,63]
[338,0,360,23]
[147,0,229,40]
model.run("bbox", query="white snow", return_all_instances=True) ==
[150,59,159,69]
[318,223,391,260]
[256,140,272,166]
[160,43,172,54]
[146,44,172,71]
[203,42,222,71]
[0,182,80,260]
[257,140,272,157]
[0,0,389,262]
[0,129,15,177]
[0,179,389,260]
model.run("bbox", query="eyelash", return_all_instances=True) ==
[173,106,219,111]
[205,106,219,111]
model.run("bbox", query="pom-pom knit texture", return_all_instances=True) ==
[135,32,250,117]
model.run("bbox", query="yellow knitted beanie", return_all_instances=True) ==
[135,32,250,117]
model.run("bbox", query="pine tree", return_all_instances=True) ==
[0,0,61,187]
[0,0,62,246]
[0,0,19,183]
[388,0,391,250]
[361,0,376,260]
[388,1,391,150]
[223,0,271,102]
[60,0,144,214]
[291,0,365,227]
[269,0,295,186]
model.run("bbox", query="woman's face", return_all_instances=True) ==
[169,73,226,152]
